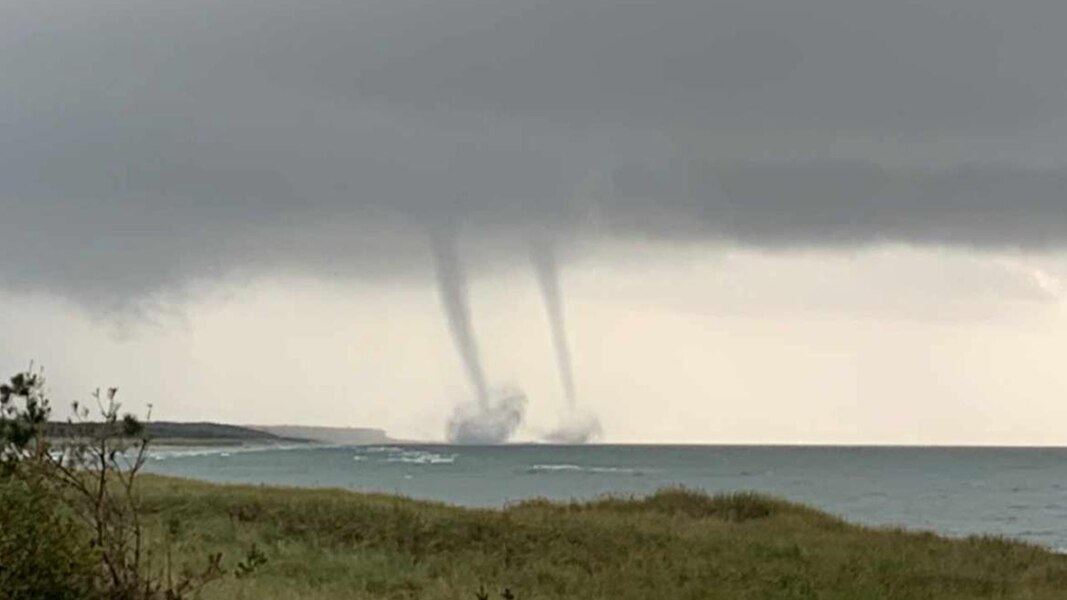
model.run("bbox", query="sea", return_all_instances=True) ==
[144,444,1067,551]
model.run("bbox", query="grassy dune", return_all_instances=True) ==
[137,476,1067,600]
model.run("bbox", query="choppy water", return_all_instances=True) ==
[144,445,1067,551]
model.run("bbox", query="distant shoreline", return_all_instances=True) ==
[45,421,307,447]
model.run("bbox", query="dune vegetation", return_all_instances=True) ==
[132,476,1067,600]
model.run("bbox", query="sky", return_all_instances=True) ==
[4,0,1067,443]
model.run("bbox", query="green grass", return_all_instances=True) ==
[135,476,1067,600]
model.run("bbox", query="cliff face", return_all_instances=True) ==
[247,425,397,445]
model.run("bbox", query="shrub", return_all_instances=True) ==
[0,477,100,600]
[0,367,264,600]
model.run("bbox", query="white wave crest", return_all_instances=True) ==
[353,446,457,465]
[526,463,645,475]
[385,450,457,465]
[149,443,327,461]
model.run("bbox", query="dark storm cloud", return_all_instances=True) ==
[609,160,1067,248]
[3,0,1067,305]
